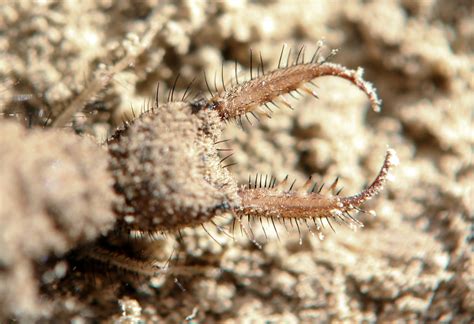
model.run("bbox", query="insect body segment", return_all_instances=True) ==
[108,102,240,235]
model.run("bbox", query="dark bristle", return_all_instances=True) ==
[260,107,272,119]
[222,162,237,169]
[337,215,351,226]
[203,71,214,97]
[321,49,338,65]
[177,229,184,241]
[210,220,233,240]
[295,218,301,236]
[214,139,231,145]
[269,100,281,110]
[259,52,265,76]
[353,206,367,214]
[294,88,304,97]
[244,113,252,125]
[234,60,240,85]
[201,224,222,246]
[168,73,180,102]
[43,112,52,128]
[326,217,336,233]
[250,111,260,122]
[309,80,319,88]
[329,176,339,193]
[284,218,291,232]
[213,71,219,94]
[259,217,268,239]
[277,44,286,69]
[311,45,321,63]
[154,82,160,106]
[221,64,227,92]
[286,48,292,68]
[295,45,305,65]
[271,217,280,241]
[288,179,297,191]
[279,96,294,110]
[231,218,237,237]
[288,91,299,100]
[220,152,234,164]
[319,217,325,229]
[264,103,273,113]
[344,211,359,224]
[249,48,253,80]
[238,115,244,129]
[318,183,325,193]
[182,77,195,101]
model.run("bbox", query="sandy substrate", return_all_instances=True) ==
[0,0,472,322]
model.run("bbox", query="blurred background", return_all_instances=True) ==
[0,0,472,322]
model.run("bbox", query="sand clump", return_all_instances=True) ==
[0,121,116,319]
[0,0,472,322]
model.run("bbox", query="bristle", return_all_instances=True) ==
[221,64,227,92]
[259,217,268,239]
[328,176,339,194]
[301,85,319,99]
[310,41,323,63]
[295,45,305,65]
[278,44,286,69]
[234,60,240,85]
[249,48,254,80]
[318,183,325,193]
[298,176,313,193]
[155,82,160,106]
[286,48,292,68]
[288,179,297,191]
[220,152,234,164]
[273,175,289,191]
[213,71,219,94]
[277,96,294,110]
[259,52,265,76]
[203,71,215,97]
[201,224,223,246]
[182,77,196,101]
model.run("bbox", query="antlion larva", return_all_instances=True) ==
[107,45,396,241]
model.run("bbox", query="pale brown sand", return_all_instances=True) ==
[0,1,472,322]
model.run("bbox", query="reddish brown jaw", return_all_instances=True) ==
[235,149,398,233]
